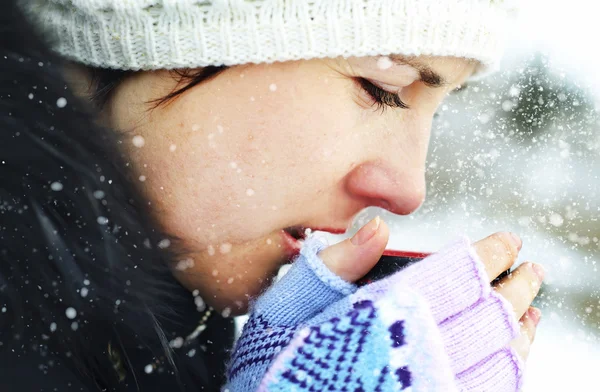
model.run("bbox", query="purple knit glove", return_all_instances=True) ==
[364,236,524,391]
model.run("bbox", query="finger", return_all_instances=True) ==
[472,232,522,282]
[494,262,545,319]
[510,307,541,361]
[318,216,389,282]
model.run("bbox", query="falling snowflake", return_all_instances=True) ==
[132,135,145,148]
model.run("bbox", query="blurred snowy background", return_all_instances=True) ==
[238,1,600,389]
[365,1,600,390]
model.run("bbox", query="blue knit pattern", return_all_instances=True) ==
[226,236,355,391]
[227,314,296,383]
[260,300,412,392]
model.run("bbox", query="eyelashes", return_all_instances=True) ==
[356,78,410,111]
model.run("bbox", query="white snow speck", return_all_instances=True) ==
[377,56,394,70]
[50,322,57,332]
[80,287,88,298]
[158,239,171,249]
[132,135,145,148]
[93,190,105,199]
[221,307,231,318]
[207,245,215,256]
[50,182,63,191]
[65,307,77,319]
[56,97,67,108]
[169,144,177,152]
[97,216,109,225]
[230,162,237,169]
[83,279,90,286]
[170,337,184,349]
[269,83,277,92]
[266,238,272,245]
[502,100,515,112]
[219,243,232,254]
[246,188,255,196]
[144,364,154,374]
[549,213,564,227]
[138,175,146,182]
[28,93,34,100]
[478,113,491,124]
[71,321,78,331]
[194,296,205,310]
[175,258,195,271]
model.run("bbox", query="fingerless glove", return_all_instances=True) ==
[225,235,523,392]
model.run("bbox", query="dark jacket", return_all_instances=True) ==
[0,2,234,390]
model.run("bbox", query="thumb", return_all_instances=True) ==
[317,216,389,283]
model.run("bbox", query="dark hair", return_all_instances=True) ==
[0,2,233,391]
[90,66,229,109]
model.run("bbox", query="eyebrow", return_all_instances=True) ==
[389,54,448,88]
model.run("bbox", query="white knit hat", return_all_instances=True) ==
[25,0,517,76]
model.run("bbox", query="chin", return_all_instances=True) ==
[177,225,348,315]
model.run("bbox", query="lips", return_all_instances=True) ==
[283,226,309,241]
[281,226,347,261]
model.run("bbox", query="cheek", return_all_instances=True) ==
[201,79,358,210]
[127,66,364,248]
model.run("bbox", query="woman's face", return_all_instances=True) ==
[105,55,476,314]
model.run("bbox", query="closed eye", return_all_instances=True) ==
[355,78,410,111]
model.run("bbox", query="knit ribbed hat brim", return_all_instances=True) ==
[25,0,516,77]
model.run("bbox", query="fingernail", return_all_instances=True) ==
[510,232,522,251]
[528,307,542,326]
[351,216,381,246]
[531,263,545,281]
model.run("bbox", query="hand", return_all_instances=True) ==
[473,232,544,362]
[318,219,544,363]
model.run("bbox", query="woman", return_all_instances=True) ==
[9,0,543,390]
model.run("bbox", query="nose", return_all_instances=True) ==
[344,161,426,215]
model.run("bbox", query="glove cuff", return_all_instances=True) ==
[253,235,356,326]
